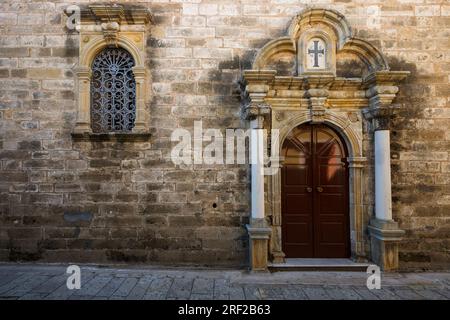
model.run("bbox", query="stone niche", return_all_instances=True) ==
[65,4,152,140]
[241,8,409,271]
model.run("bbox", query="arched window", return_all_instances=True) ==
[90,48,136,133]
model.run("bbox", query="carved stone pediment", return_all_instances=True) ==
[65,4,151,47]
[240,8,409,127]
[77,4,151,25]
[252,8,389,78]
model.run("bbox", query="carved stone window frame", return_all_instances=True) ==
[66,5,152,140]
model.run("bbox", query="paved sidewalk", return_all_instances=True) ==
[0,264,449,300]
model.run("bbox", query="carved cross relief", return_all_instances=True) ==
[307,38,326,69]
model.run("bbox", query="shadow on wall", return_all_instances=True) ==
[387,56,449,270]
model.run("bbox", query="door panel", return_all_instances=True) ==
[319,222,346,242]
[281,123,350,258]
[281,126,313,258]
[285,165,309,185]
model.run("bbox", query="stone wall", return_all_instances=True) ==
[0,0,449,270]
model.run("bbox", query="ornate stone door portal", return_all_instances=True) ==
[240,8,409,272]
[281,123,350,259]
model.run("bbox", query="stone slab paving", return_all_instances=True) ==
[143,277,173,300]
[0,264,448,300]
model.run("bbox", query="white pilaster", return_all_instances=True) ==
[250,117,265,220]
[374,130,392,221]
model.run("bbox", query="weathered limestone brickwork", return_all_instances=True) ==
[0,1,449,270]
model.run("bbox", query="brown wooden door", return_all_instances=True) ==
[281,123,349,258]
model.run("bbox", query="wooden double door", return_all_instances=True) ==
[281,123,350,258]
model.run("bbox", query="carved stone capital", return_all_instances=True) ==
[347,156,367,168]
[362,71,409,131]
[362,106,395,131]
[240,70,275,123]
[373,117,391,131]
[366,90,398,111]
[131,66,147,78]
[270,156,285,169]
[241,103,271,121]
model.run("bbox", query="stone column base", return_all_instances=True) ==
[271,251,285,264]
[368,218,405,271]
[73,122,91,134]
[246,218,272,272]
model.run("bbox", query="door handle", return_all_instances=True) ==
[316,186,323,193]
[306,187,312,193]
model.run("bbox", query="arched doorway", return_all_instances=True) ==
[281,123,350,258]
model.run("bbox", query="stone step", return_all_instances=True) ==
[269,258,372,272]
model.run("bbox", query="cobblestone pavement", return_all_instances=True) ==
[0,264,449,300]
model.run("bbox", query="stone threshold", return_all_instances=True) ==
[269,258,371,272]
